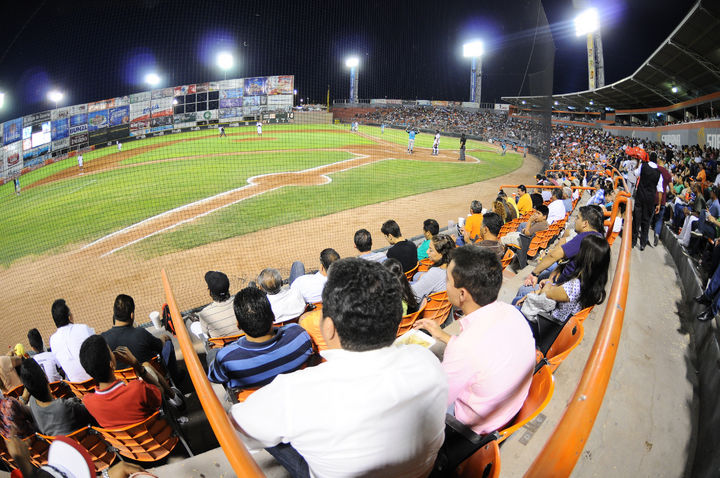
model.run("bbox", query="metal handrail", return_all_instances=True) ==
[161,269,265,477]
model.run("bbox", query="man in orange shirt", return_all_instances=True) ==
[462,200,484,244]
[516,185,533,216]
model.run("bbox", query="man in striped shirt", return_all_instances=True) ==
[208,287,313,391]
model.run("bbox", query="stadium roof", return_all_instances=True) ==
[502,0,720,113]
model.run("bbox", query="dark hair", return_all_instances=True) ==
[530,193,544,209]
[320,248,340,270]
[552,188,563,199]
[79,335,113,383]
[381,219,401,238]
[578,205,605,232]
[569,234,611,309]
[257,268,283,295]
[322,258,402,351]
[470,200,483,214]
[449,246,502,306]
[536,204,549,218]
[354,229,373,252]
[27,329,44,353]
[482,212,503,237]
[19,359,52,402]
[383,258,419,315]
[423,219,440,235]
[233,287,275,338]
[430,234,456,267]
[518,185,527,192]
[113,294,135,323]
[51,299,70,328]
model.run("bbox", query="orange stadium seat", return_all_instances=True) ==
[207,333,245,349]
[396,304,427,337]
[66,378,96,398]
[0,436,16,471]
[545,316,584,373]
[419,291,452,326]
[500,249,515,270]
[38,427,116,472]
[417,258,434,273]
[93,411,183,462]
[456,438,501,478]
[114,355,165,382]
[49,381,75,400]
[5,385,24,400]
[22,434,51,467]
[496,364,554,443]
[405,262,420,281]
[573,306,594,324]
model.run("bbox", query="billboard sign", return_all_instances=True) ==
[70,132,89,146]
[494,103,510,111]
[151,88,173,99]
[267,94,292,106]
[219,97,243,108]
[51,107,70,120]
[151,97,173,117]
[220,88,243,99]
[88,100,111,112]
[196,83,209,93]
[88,110,109,131]
[52,118,69,140]
[130,102,150,122]
[4,142,22,177]
[130,91,151,103]
[24,111,51,126]
[219,108,242,120]
[69,104,87,115]
[109,105,130,126]
[174,112,196,128]
[69,114,88,135]
[3,118,23,145]
[244,77,266,96]
[266,75,293,95]
[52,137,70,151]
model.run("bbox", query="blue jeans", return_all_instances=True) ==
[705,264,720,316]
[266,443,310,478]
[161,340,181,385]
[289,262,306,285]
[511,266,555,306]
[693,210,716,238]
[672,203,686,230]
[653,205,665,236]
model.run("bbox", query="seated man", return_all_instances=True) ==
[208,287,313,390]
[290,248,340,304]
[49,299,95,383]
[546,188,567,224]
[475,212,505,260]
[231,258,448,478]
[414,246,535,434]
[79,335,178,428]
[461,200,484,245]
[27,328,62,383]
[353,228,386,262]
[196,271,240,338]
[501,204,549,248]
[516,185,533,216]
[258,268,307,323]
[101,295,180,387]
[417,219,440,260]
[381,219,417,272]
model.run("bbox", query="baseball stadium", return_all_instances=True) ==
[0,0,718,477]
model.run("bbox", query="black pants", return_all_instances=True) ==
[632,199,654,247]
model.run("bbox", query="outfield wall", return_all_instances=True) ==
[602,119,720,147]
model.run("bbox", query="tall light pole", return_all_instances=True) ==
[345,57,359,103]
[144,73,161,88]
[463,40,484,104]
[217,52,234,81]
[47,90,64,110]
[0,92,6,110]
[575,8,604,90]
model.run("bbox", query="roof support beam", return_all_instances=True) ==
[629,78,675,105]
[668,41,720,82]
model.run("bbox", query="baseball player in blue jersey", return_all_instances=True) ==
[406,127,417,154]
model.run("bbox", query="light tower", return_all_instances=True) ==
[345,57,359,103]
[144,73,161,88]
[462,40,484,104]
[217,52,234,81]
[47,90,64,109]
[575,8,605,90]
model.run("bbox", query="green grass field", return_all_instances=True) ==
[0,123,522,266]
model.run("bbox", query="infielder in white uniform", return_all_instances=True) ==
[432,131,440,156]
[257,121,263,136]
[117,141,122,152]
[78,154,84,174]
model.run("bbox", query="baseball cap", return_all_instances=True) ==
[38,436,95,478]
[204,271,230,296]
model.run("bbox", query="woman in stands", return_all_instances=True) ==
[383,258,419,315]
[410,234,455,301]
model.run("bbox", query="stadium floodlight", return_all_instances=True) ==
[554,100,559,106]
[345,56,360,103]
[589,100,594,105]
[462,40,484,104]
[217,52,234,80]
[0,92,5,109]
[144,73,161,87]
[671,86,679,93]
[521,100,527,105]
[575,8,604,90]
[47,90,64,108]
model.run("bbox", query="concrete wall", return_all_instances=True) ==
[603,120,720,148]
[661,225,720,477]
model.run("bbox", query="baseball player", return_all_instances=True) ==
[14,177,20,196]
[117,141,122,152]
[406,127,417,154]
[78,153,84,174]
[432,130,440,156]
[257,121,263,136]
[381,123,385,134]
[219,126,226,137]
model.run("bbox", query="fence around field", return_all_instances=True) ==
[161,169,633,476]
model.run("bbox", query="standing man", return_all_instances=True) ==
[632,150,662,251]
[432,130,440,156]
[14,176,21,195]
[256,121,263,136]
[116,141,122,152]
[406,127,417,154]
[77,153,84,174]
[381,123,385,134]
[459,133,467,161]
[219,126,226,138]
[652,154,673,247]
[501,142,507,156]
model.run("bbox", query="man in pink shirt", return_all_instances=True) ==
[415,246,535,434]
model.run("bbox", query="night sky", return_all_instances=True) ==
[0,0,698,122]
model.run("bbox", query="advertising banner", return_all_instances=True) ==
[151,97,173,117]
[243,95,267,107]
[195,110,217,124]
[267,94,292,106]
[4,142,22,177]
[386,99,402,105]
[88,100,111,112]
[219,97,243,108]
[220,87,243,99]
[70,132,89,146]
[52,137,70,151]
[218,79,239,90]
[417,100,431,106]
[69,104,87,116]
[24,111,51,126]
[173,112,196,128]
[431,100,448,106]
[151,88,173,99]
[88,110,108,131]
[266,75,293,95]
[69,114,88,135]
[219,108,242,120]
[208,82,219,91]
[151,116,173,127]
[196,83,209,93]
[401,100,416,106]
[3,118,23,145]
[51,118,69,140]
[109,106,130,126]
[130,102,150,122]
[130,91,151,103]
[244,77,267,96]
[0,147,5,179]
[51,107,70,120]
[461,102,479,108]
[494,103,510,111]
[114,96,130,107]
[130,121,149,136]
[370,99,387,104]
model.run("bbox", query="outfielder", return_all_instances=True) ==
[257,121,263,136]
[432,131,440,156]
[406,127,417,154]
[78,153,84,174]
[219,126,226,137]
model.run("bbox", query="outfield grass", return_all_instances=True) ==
[132,153,523,257]
[357,125,497,152]
[0,150,352,266]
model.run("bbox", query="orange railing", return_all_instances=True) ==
[161,270,264,478]
[524,190,632,477]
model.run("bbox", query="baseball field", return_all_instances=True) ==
[0,123,539,350]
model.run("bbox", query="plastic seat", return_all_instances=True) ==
[405,263,420,281]
[114,355,164,382]
[396,303,427,337]
[545,316,584,373]
[92,411,180,462]
[573,306,594,324]
[22,434,51,467]
[235,387,261,403]
[38,427,116,472]
[456,438,500,478]
[496,364,555,443]
[417,258,434,273]
[0,436,16,471]
[49,381,75,400]
[419,291,452,326]
[66,378,96,398]
[500,249,515,270]
[5,385,24,400]
[207,333,245,349]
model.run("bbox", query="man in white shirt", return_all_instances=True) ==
[289,248,340,304]
[27,328,62,382]
[196,271,239,339]
[257,268,307,323]
[48,299,95,382]
[546,188,567,224]
[231,258,448,478]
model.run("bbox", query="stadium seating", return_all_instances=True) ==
[66,378,96,398]
[0,436,16,471]
[417,258,434,273]
[405,262,420,281]
[207,333,245,349]
[114,355,165,382]
[544,315,585,373]
[49,380,75,400]
[456,438,500,478]
[5,385,24,400]
[500,249,515,270]
[495,363,554,443]
[21,433,50,467]
[419,291,452,326]
[396,304,427,337]
[37,427,116,472]
[573,306,594,324]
